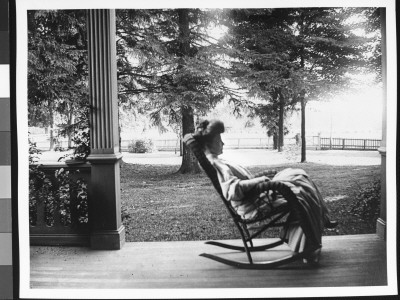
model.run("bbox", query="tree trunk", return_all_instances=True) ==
[49,100,54,150]
[177,9,200,174]
[299,14,306,163]
[300,92,306,162]
[179,105,200,173]
[49,128,54,150]
[67,110,73,149]
[273,133,278,150]
[278,92,285,152]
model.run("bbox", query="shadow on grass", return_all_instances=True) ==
[120,161,380,242]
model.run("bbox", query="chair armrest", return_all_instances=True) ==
[253,170,277,179]
[253,181,297,203]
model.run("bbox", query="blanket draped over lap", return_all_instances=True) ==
[272,168,329,252]
[208,152,328,253]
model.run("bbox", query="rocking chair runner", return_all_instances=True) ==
[183,133,322,269]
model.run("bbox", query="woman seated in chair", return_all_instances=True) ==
[192,119,337,264]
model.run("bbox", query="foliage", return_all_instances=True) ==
[70,127,91,160]
[115,9,248,172]
[29,137,46,225]
[29,137,42,164]
[29,172,51,226]
[75,179,89,224]
[348,7,382,83]
[253,101,290,147]
[28,8,380,170]
[225,8,301,147]
[42,177,57,226]
[58,113,90,162]
[226,8,374,161]
[28,10,92,229]
[28,9,88,113]
[29,153,56,227]
[350,180,381,224]
[116,9,236,114]
[230,7,371,98]
[294,8,371,98]
[28,10,89,150]
[55,168,71,226]
[29,163,89,226]
[128,138,155,153]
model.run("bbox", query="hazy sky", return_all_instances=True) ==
[295,85,383,138]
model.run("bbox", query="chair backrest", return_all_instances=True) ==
[183,133,224,197]
[183,133,247,223]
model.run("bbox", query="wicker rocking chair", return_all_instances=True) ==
[183,133,322,269]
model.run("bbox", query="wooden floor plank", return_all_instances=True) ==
[30,234,387,289]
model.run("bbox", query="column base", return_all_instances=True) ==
[90,225,125,250]
[87,152,123,164]
[376,218,386,240]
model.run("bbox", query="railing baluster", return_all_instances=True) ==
[29,165,91,244]
[35,198,45,227]
[54,198,61,227]
[70,186,78,228]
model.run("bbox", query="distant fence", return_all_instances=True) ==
[122,137,308,152]
[142,137,381,152]
[320,138,381,150]
[33,135,381,152]
[121,137,274,152]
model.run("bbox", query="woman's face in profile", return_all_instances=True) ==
[208,134,224,155]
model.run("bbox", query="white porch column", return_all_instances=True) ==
[86,9,125,249]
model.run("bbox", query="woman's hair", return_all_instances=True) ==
[193,119,225,148]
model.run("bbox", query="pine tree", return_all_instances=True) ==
[28,10,89,150]
[226,8,371,161]
[225,9,300,152]
[288,8,370,161]
[115,9,239,173]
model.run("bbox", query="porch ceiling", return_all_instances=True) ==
[30,234,387,291]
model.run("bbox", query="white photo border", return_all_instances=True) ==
[16,0,397,298]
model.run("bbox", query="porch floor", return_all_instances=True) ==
[30,234,387,289]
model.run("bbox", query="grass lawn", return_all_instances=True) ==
[120,161,381,242]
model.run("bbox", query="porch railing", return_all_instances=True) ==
[29,163,91,246]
